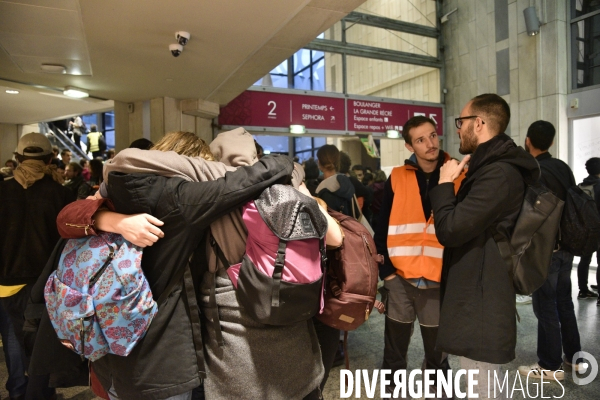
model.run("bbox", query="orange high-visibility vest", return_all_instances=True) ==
[387,159,464,282]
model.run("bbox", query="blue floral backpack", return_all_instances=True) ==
[44,232,157,361]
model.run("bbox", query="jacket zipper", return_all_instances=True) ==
[65,223,92,235]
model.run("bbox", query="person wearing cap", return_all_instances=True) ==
[0,133,75,399]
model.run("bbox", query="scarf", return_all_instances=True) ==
[13,159,64,189]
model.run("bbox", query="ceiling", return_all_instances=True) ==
[0,0,365,125]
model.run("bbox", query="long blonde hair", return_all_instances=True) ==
[151,131,214,160]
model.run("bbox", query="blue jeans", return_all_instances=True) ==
[0,301,27,398]
[532,250,582,370]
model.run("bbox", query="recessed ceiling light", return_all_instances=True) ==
[63,86,89,98]
[5,89,19,94]
[41,64,67,74]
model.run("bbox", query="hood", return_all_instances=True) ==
[209,127,257,167]
[582,175,600,186]
[315,173,354,200]
[467,133,540,185]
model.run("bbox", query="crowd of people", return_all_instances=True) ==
[0,92,598,400]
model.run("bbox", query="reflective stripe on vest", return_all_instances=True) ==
[386,161,463,282]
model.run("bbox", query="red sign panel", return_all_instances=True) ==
[219,91,346,131]
[219,90,444,136]
[347,99,444,136]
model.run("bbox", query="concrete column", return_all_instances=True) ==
[0,123,19,163]
[113,97,219,151]
[114,101,130,151]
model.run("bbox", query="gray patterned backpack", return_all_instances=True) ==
[212,184,328,325]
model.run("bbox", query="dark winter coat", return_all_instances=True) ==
[536,152,576,247]
[315,173,357,216]
[93,156,293,399]
[430,134,540,364]
[0,175,74,285]
[581,175,600,214]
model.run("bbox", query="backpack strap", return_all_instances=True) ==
[209,235,228,346]
[271,240,288,307]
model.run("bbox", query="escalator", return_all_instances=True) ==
[39,122,89,160]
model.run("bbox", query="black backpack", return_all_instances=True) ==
[491,166,564,295]
[559,183,600,256]
[98,133,107,153]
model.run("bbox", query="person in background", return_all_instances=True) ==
[519,120,584,380]
[63,162,92,199]
[340,152,372,221]
[370,170,387,230]
[351,165,364,182]
[58,149,71,173]
[68,115,84,150]
[576,157,600,304]
[50,146,60,168]
[254,140,264,159]
[303,158,321,196]
[86,124,105,159]
[0,301,28,400]
[88,159,104,194]
[0,132,75,399]
[129,138,154,150]
[106,149,116,160]
[362,172,374,186]
[79,159,91,182]
[4,160,17,170]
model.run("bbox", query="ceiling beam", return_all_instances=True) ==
[304,39,441,69]
[343,11,439,38]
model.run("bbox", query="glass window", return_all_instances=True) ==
[253,135,289,155]
[571,4,600,89]
[572,0,600,19]
[293,136,326,163]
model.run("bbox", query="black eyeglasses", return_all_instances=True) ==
[455,116,485,129]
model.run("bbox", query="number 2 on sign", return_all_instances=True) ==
[414,112,437,125]
[268,101,277,116]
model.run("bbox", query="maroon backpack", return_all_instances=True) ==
[317,209,384,331]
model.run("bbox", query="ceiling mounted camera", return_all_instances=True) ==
[169,43,183,57]
[176,31,191,46]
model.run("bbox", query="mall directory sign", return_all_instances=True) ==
[218,90,346,131]
[219,90,444,135]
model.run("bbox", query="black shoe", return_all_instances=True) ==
[578,290,599,299]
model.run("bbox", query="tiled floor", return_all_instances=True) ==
[0,270,597,400]
[322,269,600,399]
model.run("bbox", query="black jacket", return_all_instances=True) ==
[375,151,450,280]
[0,175,75,285]
[536,152,575,201]
[581,175,600,213]
[92,155,293,399]
[536,152,576,247]
[430,134,540,364]
[316,174,357,216]
[63,175,91,200]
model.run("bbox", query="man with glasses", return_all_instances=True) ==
[428,94,539,399]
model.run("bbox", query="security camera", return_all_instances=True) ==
[176,31,191,46]
[169,43,183,57]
